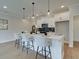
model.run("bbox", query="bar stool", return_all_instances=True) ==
[14,33,22,49]
[21,33,34,54]
[34,34,51,59]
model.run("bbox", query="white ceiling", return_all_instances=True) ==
[0,0,79,19]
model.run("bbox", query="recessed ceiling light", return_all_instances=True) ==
[61,5,64,8]
[3,6,7,9]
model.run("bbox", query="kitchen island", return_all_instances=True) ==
[33,33,64,59]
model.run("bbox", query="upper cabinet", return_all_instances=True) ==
[53,7,70,22]
[54,11,70,22]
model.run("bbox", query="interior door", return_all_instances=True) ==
[55,21,69,43]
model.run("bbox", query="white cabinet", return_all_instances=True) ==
[54,12,70,22]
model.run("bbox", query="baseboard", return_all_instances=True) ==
[0,39,15,44]
[73,41,79,42]
[64,41,69,44]
[62,51,64,59]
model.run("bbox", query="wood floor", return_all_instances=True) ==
[0,41,79,59]
[64,42,79,59]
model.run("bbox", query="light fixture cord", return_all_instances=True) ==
[23,8,25,19]
[48,0,50,12]
[60,0,64,6]
[32,2,35,16]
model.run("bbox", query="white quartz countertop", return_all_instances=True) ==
[48,35,64,40]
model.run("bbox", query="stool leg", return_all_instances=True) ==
[36,46,39,59]
[48,46,51,59]
[26,41,29,54]
[17,39,20,49]
[20,39,22,47]
[15,39,17,47]
[44,47,46,59]
[42,47,43,55]
[32,40,34,51]
[22,41,25,52]
[18,39,21,48]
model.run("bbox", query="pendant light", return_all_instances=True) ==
[47,0,50,15]
[36,0,39,17]
[22,8,26,22]
[60,0,64,8]
[32,2,35,19]
[61,5,64,8]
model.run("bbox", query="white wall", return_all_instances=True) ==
[0,17,33,43]
[73,15,79,41]
[69,4,79,16]
[69,4,79,44]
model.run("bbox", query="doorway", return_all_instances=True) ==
[55,21,69,43]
